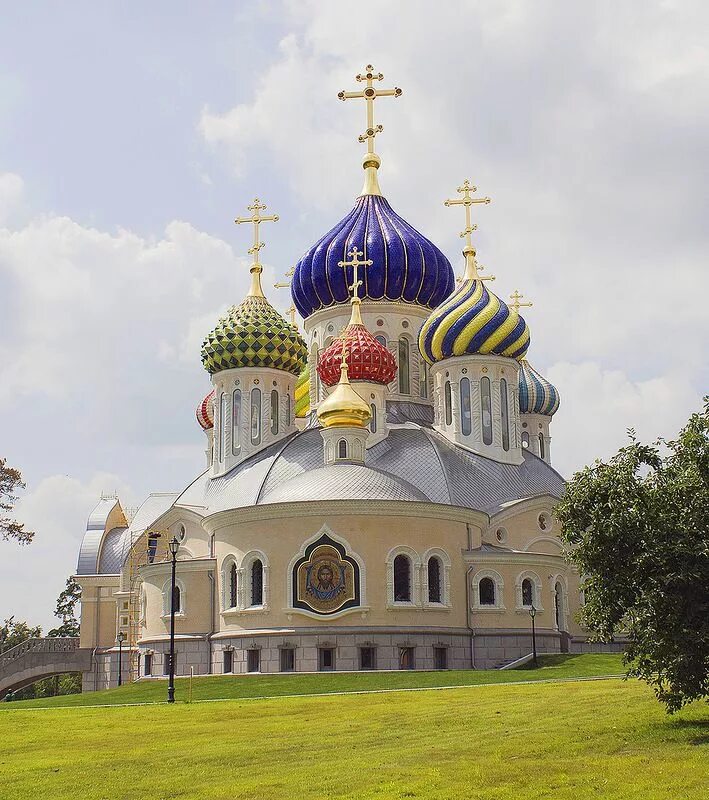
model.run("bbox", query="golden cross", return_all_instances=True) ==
[457,260,495,285]
[338,247,373,302]
[338,65,402,154]
[234,198,279,265]
[444,180,491,251]
[273,266,297,326]
[334,329,351,370]
[510,289,533,314]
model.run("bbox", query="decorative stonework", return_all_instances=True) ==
[292,534,361,615]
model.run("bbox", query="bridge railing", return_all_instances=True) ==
[0,637,80,671]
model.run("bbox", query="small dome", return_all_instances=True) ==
[201,295,307,376]
[292,194,455,318]
[317,322,396,387]
[419,274,530,364]
[519,360,560,416]
[196,390,215,430]
[317,362,371,428]
[294,365,311,418]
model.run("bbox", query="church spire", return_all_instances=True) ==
[234,198,279,298]
[338,64,403,197]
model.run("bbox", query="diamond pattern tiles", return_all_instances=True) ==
[201,295,307,376]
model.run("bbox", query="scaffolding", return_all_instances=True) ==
[125,529,169,683]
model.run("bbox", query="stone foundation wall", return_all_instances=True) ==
[569,638,627,655]
[473,629,562,669]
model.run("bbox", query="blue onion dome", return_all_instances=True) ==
[201,267,307,377]
[418,249,530,364]
[291,163,454,317]
[519,359,560,416]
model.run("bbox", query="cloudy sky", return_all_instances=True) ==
[1,1,707,628]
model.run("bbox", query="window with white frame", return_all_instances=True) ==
[398,337,410,394]
[427,556,442,603]
[162,579,185,616]
[387,547,420,606]
[393,554,411,602]
[472,570,505,609]
[516,571,543,611]
[422,549,451,607]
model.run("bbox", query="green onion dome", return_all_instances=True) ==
[201,293,307,376]
[419,249,530,365]
[294,365,311,418]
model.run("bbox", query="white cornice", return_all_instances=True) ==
[463,550,567,569]
[139,557,216,580]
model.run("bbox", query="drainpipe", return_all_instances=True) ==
[466,564,475,669]
[207,570,216,674]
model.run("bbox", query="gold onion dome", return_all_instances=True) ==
[419,247,530,364]
[317,358,371,429]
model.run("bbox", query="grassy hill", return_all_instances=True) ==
[0,656,705,799]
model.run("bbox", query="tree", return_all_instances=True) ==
[48,577,82,638]
[556,400,709,712]
[0,458,33,544]
[0,617,41,652]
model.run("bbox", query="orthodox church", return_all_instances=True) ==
[75,66,592,691]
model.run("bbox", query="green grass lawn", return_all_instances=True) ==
[0,676,705,800]
[2,653,624,709]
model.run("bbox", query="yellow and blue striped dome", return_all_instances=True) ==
[294,364,311,418]
[419,273,530,365]
[519,360,560,416]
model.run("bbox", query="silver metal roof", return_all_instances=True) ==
[176,424,565,516]
[76,497,120,575]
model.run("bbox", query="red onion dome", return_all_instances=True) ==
[317,324,396,387]
[196,390,215,430]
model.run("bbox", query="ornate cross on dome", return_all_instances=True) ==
[234,198,279,297]
[510,289,533,314]
[457,259,495,285]
[444,180,491,251]
[274,266,297,326]
[338,247,373,302]
[338,65,402,155]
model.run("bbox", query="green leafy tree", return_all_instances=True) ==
[48,577,82,638]
[0,617,41,652]
[0,458,34,544]
[556,401,709,712]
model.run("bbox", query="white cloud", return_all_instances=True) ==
[0,172,26,227]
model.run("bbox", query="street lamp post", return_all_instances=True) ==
[529,604,538,667]
[117,631,126,687]
[167,535,180,703]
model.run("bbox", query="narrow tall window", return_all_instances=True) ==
[522,578,534,606]
[393,555,411,602]
[285,392,291,427]
[231,389,241,456]
[172,584,181,614]
[522,431,530,448]
[144,653,153,676]
[479,577,496,605]
[399,646,415,670]
[433,647,447,670]
[251,559,264,606]
[219,392,227,461]
[229,563,238,608]
[398,338,410,394]
[270,389,279,435]
[338,439,348,459]
[480,376,493,445]
[369,405,377,434]
[247,649,260,673]
[539,433,546,459]
[280,648,295,672]
[555,582,563,630]
[250,388,261,445]
[460,377,471,435]
[419,360,429,399]
[444,381,452,426]
[318,648,335,671]
[360,647,376,670]
[428,557,442,603]
[500,378,510,451]
[223,649,233,674]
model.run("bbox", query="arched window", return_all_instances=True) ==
[251,559,264,606]
[285,392,291,427]
[500,378,510,451]
[460,377,471,435]
[522,431,530,448]
[231,389,241,456]
[522,578,534,607]
[250,388,261,445]
[172,584,181,613]
[480,376,493,445]
[163,580,184,615]
[338,439,348,459]
[229,562,238,609]
[427,557,442,603]
[398,338,410,394]
[369,405,377,433]
[375,334,387,348]
[270,389,279,435]
[539,433,546,459]
[444,381,452,426]
[393,554,411,602]
[479,577,496,605]
[218,392,227,461]
[554,581,564,630]
[419,360,429,399]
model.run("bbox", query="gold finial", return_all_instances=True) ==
[234,198,279,298]
[509,290,533,314]
[273,266,297,326]
[338,247,373,325]
[338,65,402,196]
[444,180,492,281]
[456,259,495,285]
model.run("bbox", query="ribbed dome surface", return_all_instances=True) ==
[292,195,454,318]
[201,295,307,376]
[294,365,311,418]
[419,278,530,364]
[196,390,215,430]
[519,360,560,416]
[317,323,396,387]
